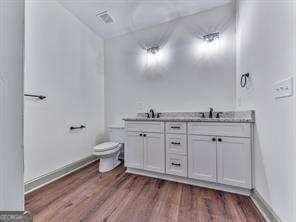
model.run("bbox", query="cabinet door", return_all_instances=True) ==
[188,135,217,182]
[217,137,251,188]
[125,132,143,169]
[143,133,165,173]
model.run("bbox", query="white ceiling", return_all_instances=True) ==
[58,0,231,39]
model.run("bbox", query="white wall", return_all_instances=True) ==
[24,0,105,181]
[236,1,296,221]
[0,0,24,211]
[105,5,236,126]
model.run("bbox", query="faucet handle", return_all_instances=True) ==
[198,112,205,118]
[216,112,223,118]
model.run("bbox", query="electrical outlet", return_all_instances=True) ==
[273,77,294,98]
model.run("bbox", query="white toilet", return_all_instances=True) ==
[93,126,124,172]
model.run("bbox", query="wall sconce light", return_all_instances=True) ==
[196,32,223,56]
[140,45,169,76]
[147,46,159,54]
[146,46,162,67]
[203,32,220,42]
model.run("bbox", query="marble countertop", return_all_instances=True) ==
[123,110,255,123]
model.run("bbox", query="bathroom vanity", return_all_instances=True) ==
[123,111,255,195]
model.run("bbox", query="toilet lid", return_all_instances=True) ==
[94,142,120,152]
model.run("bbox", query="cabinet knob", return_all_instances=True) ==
[212,138,216,142]
[218,138,222,142]
[139,133,143,136]
[143,134,147,137]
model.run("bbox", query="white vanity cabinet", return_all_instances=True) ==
[125,121,165,173]
[188,122,252,189]
[125,119,253,195]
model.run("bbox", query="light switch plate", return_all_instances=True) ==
[273,77,294,98]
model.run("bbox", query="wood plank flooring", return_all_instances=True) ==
[25,161,265,222]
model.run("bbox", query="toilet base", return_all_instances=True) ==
[99,152,121,172]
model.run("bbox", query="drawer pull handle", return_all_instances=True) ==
[171,163,181,167]
[171,142,181,145]
[70,125,86,130]
[171,126,181,129]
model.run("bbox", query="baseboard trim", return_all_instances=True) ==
[250,189,282,222]
[126,167,251,196]
[25,155,98,194]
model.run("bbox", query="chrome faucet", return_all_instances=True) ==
[209,107,214,118]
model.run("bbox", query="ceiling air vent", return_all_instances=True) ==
[96,11,114,24]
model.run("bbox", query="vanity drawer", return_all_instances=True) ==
[126,121,164,133]
[188,122,251,138]
[166,154,187,177]
[166,134,187,155]
[166,122,186,134]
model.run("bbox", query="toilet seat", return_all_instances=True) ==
[94,142,119,152]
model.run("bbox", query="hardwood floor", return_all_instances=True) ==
[25,161,265,222]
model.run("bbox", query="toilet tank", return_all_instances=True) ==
[108,125,125,143]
